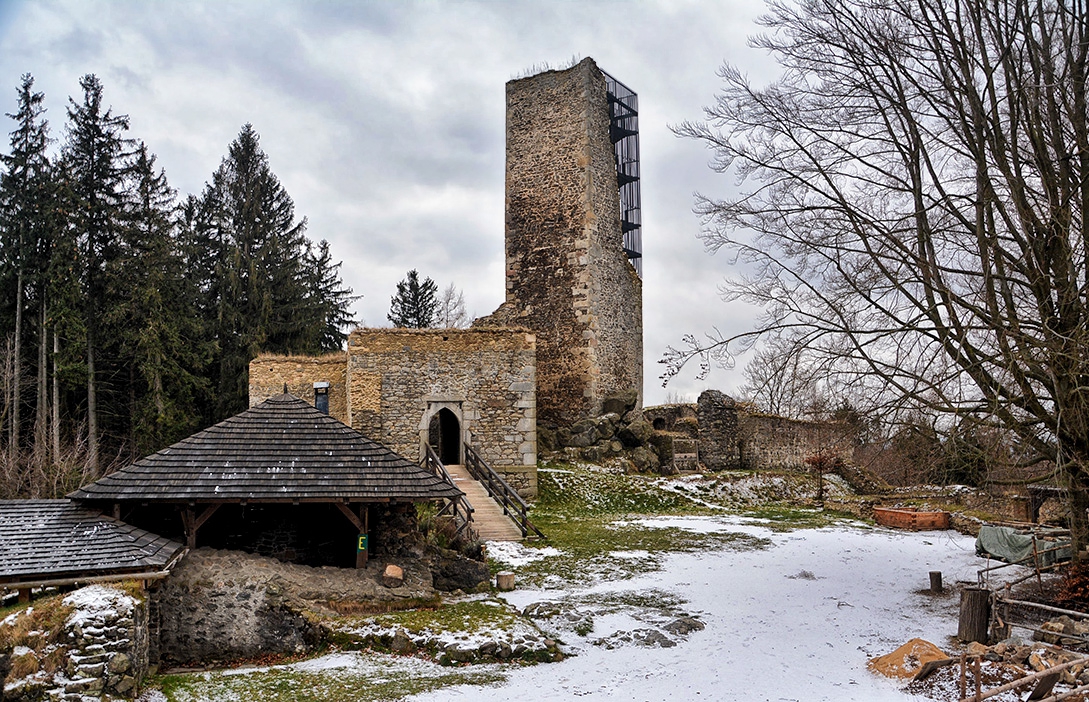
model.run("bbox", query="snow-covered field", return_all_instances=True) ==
[152,516,1016,701]
[412,517,998,702]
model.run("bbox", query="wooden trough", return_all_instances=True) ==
[873,506,950,531]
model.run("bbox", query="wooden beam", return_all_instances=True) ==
[357,506,369,569]
[18,588,30,604]
[192,504,221,531]
[335,502,363,530]
[2,569,176,594]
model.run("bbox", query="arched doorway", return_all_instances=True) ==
[428,407,461,465]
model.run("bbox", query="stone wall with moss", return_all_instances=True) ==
[482,58,642,428]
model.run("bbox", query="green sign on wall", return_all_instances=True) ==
[357,534,368,553]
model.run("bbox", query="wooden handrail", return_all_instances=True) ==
[422,444,476,540]
[463,443,545,540]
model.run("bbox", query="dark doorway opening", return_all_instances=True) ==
[428,408,461,465]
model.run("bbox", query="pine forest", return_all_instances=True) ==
[0,73,356,498]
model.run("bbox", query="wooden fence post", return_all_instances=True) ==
[959,587,991,643]
[930,571,943,593]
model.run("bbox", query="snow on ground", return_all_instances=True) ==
[411,517,1009,702]
[486,541,562,567]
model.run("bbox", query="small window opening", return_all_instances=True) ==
[314,382,330,414]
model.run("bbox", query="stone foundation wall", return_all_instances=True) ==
[347,328,537,497]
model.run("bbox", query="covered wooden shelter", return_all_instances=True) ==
[70,394,463,567]
[0,500,185,601]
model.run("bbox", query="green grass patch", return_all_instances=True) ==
[153,653,506,702]
[740,506,860,531]
[341,598,523,637]
[536,465,714,516]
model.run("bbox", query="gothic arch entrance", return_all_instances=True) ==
[420,401,465,465]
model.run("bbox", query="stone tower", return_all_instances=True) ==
[478,57,643,428]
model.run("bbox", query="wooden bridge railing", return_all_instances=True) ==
[463,443,545,540]
[422,443,476,540]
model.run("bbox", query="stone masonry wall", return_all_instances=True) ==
[489,57,642,428]
[347,328,538,498]
[249,353,348,421]
[738,414,855,471]
[1,584,148,701]
[697,390,855,472]
[697,391,740,471]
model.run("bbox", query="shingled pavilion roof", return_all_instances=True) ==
[69,394,462,504]
[0,500,185,587]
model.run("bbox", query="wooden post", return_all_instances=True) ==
[18,588,30,604]
[496,571,516,591]
[959,652,967,699]
[973,657,982,701]
[959,587,991,643]
[930,571,943,593]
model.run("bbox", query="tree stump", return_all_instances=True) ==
[958,587,991,643]
[930,571,943,593]
[496,571,516,591]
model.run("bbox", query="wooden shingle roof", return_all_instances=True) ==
[69,394,462,504]
[0,500,184,586]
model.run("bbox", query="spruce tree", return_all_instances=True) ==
[388,269,438,328]
[197,124,354,418]
[0,74,51,458]
[63,74,132,473]
[111,143,210,455]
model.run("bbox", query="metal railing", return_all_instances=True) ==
[422,443,476,540]
[463,443,545,540]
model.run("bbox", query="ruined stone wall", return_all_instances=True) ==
[697,390,856,472]
[697,391,740,471]
[739,414,855,471]
[249,353,348,421]
[347,329,538,498]
[495,57,642,428]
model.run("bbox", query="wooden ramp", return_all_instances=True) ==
[445,464,523,542]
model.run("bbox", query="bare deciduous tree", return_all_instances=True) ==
[435,282,469,329]
[668,0,1089,546]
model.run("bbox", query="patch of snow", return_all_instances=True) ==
[486,540,562,567]
[1,607,28,628]
[63,585,135,627]
[608,550,650,560]
[12,645,33,656]
[411,521,1027,701]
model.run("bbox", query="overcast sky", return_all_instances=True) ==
[1,0,781,406]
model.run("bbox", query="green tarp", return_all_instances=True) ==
[975,525,1072,568]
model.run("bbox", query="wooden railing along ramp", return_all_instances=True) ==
[461,444,545,541]
[422,444,476,541]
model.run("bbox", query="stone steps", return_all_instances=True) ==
[445,465,524,542]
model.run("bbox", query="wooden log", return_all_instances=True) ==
[18,588,29,604]
[930,571,943,593]
[959,587,991,643]
[496,571,516,591]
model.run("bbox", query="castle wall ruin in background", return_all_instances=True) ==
[249,328,538,498]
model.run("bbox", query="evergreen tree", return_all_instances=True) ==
[198,124,354,418]
[110,143,210,455]
[63,73,133,473]
[388,269,437,328]
[0,74,51,458]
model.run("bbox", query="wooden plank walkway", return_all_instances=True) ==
[445,465,523,542]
